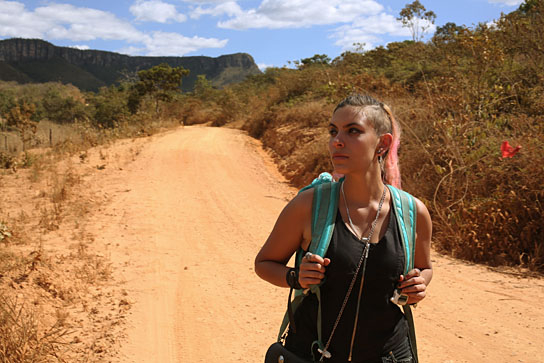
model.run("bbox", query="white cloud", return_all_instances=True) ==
[117,45,147,55]
[331,13,435,50]
[130,0,187,23]
[70,44,90,50]
[330,27,382,51]
[141,31,228,56]
[184,0,235,3]
[488,0,522,6]
[23,3,144,42]
[257,63,274,71]
[486,20,499,29]
[189,0,426,52]
[210,0,384,29]
[191,0,412,49]
[187,0,434,52]
[0,1,52,38]
[190,1,242,19]
[350,13,410,36]
[0,1,227,56]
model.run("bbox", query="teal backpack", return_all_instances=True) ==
[278,173,419,362]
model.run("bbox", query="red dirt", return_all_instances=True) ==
[6,125,542,362]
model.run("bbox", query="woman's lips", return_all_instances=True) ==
[332,153,348,160]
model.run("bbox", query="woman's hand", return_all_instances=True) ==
[397,268,428,305]
[298,253,331,289]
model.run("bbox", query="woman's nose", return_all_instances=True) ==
[332,136,344,148]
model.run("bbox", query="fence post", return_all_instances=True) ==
[49,128,52,147]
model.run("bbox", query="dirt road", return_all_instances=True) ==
[82,126,543,362]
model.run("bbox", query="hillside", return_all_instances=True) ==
[0,38,261,92]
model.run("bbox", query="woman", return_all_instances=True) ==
[255,94,433,362]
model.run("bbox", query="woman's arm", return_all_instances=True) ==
[397,197,433,305]
[255,189,325,288]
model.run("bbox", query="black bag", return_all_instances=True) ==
[265,342,313,363]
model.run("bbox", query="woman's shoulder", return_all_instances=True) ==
[285,187,314,215]
[412,196,432,237]
[265,186,314,252]
[412,196,430,220]
[391,187,430,223]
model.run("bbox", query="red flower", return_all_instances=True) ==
[501,140,521,158]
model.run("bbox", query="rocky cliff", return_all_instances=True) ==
[0,38,261,91]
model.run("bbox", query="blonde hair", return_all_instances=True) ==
[333,94,402,188]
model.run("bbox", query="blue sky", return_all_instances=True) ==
[0,0,524,70]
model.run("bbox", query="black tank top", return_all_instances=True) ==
[285,203,409,362]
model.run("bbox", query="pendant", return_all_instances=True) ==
[318,348,332,359]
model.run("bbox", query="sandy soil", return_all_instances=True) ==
[8,125,541,362]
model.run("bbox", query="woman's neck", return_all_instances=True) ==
[342,171,385,207]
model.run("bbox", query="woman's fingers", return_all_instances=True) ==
[395,269,428,304]
[299,272,326,286]
[304,252,325,264]
[404,268,420,280]
[298,253,330,288]
[301,262,326,273]
[397,269,424,289]
[401,282,426,294]
[398,276,425,289]
[301,253,327,272]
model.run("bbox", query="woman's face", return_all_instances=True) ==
[328,105,381,176]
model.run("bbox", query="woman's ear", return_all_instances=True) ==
[377,133,393,155]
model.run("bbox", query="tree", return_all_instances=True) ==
[41,88,88,123]
[517,0,540,15]
[6,101,37,151]
[432,22,466,44]
[294,54,331,69]
[0,90,16,118]
[135,63,189,114]
[193,74,215,100]
[397,1,436,42]
[91,86,129,128]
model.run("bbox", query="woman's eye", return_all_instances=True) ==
[349,128,361,134]
[328,129,337,136]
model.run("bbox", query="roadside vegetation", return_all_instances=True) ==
[0,0,542,360]
[181,0,542,272]
[1,0,541,269]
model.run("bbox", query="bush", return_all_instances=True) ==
[90,86,129,128]
[40,88,88,123]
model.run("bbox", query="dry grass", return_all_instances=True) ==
[0,126,138,361]
[243,99,334,186]
[0,120,89,154]
[0,82,186,361]
[236,80,543,272]
[0,246,71,362]
[0,295,70,363]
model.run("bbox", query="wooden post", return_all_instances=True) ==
[49,128,52,147]
[4,135,6,151]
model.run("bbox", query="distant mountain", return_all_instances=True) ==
[0,38,261,92]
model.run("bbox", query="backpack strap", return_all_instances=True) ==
[308,180,341,358]
[387,185,419,363]
[387,185,417,275]
[277,174,341,351]
[309,180,341,257]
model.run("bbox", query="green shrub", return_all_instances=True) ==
[90,86,129,128]
[40,88,88,123]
